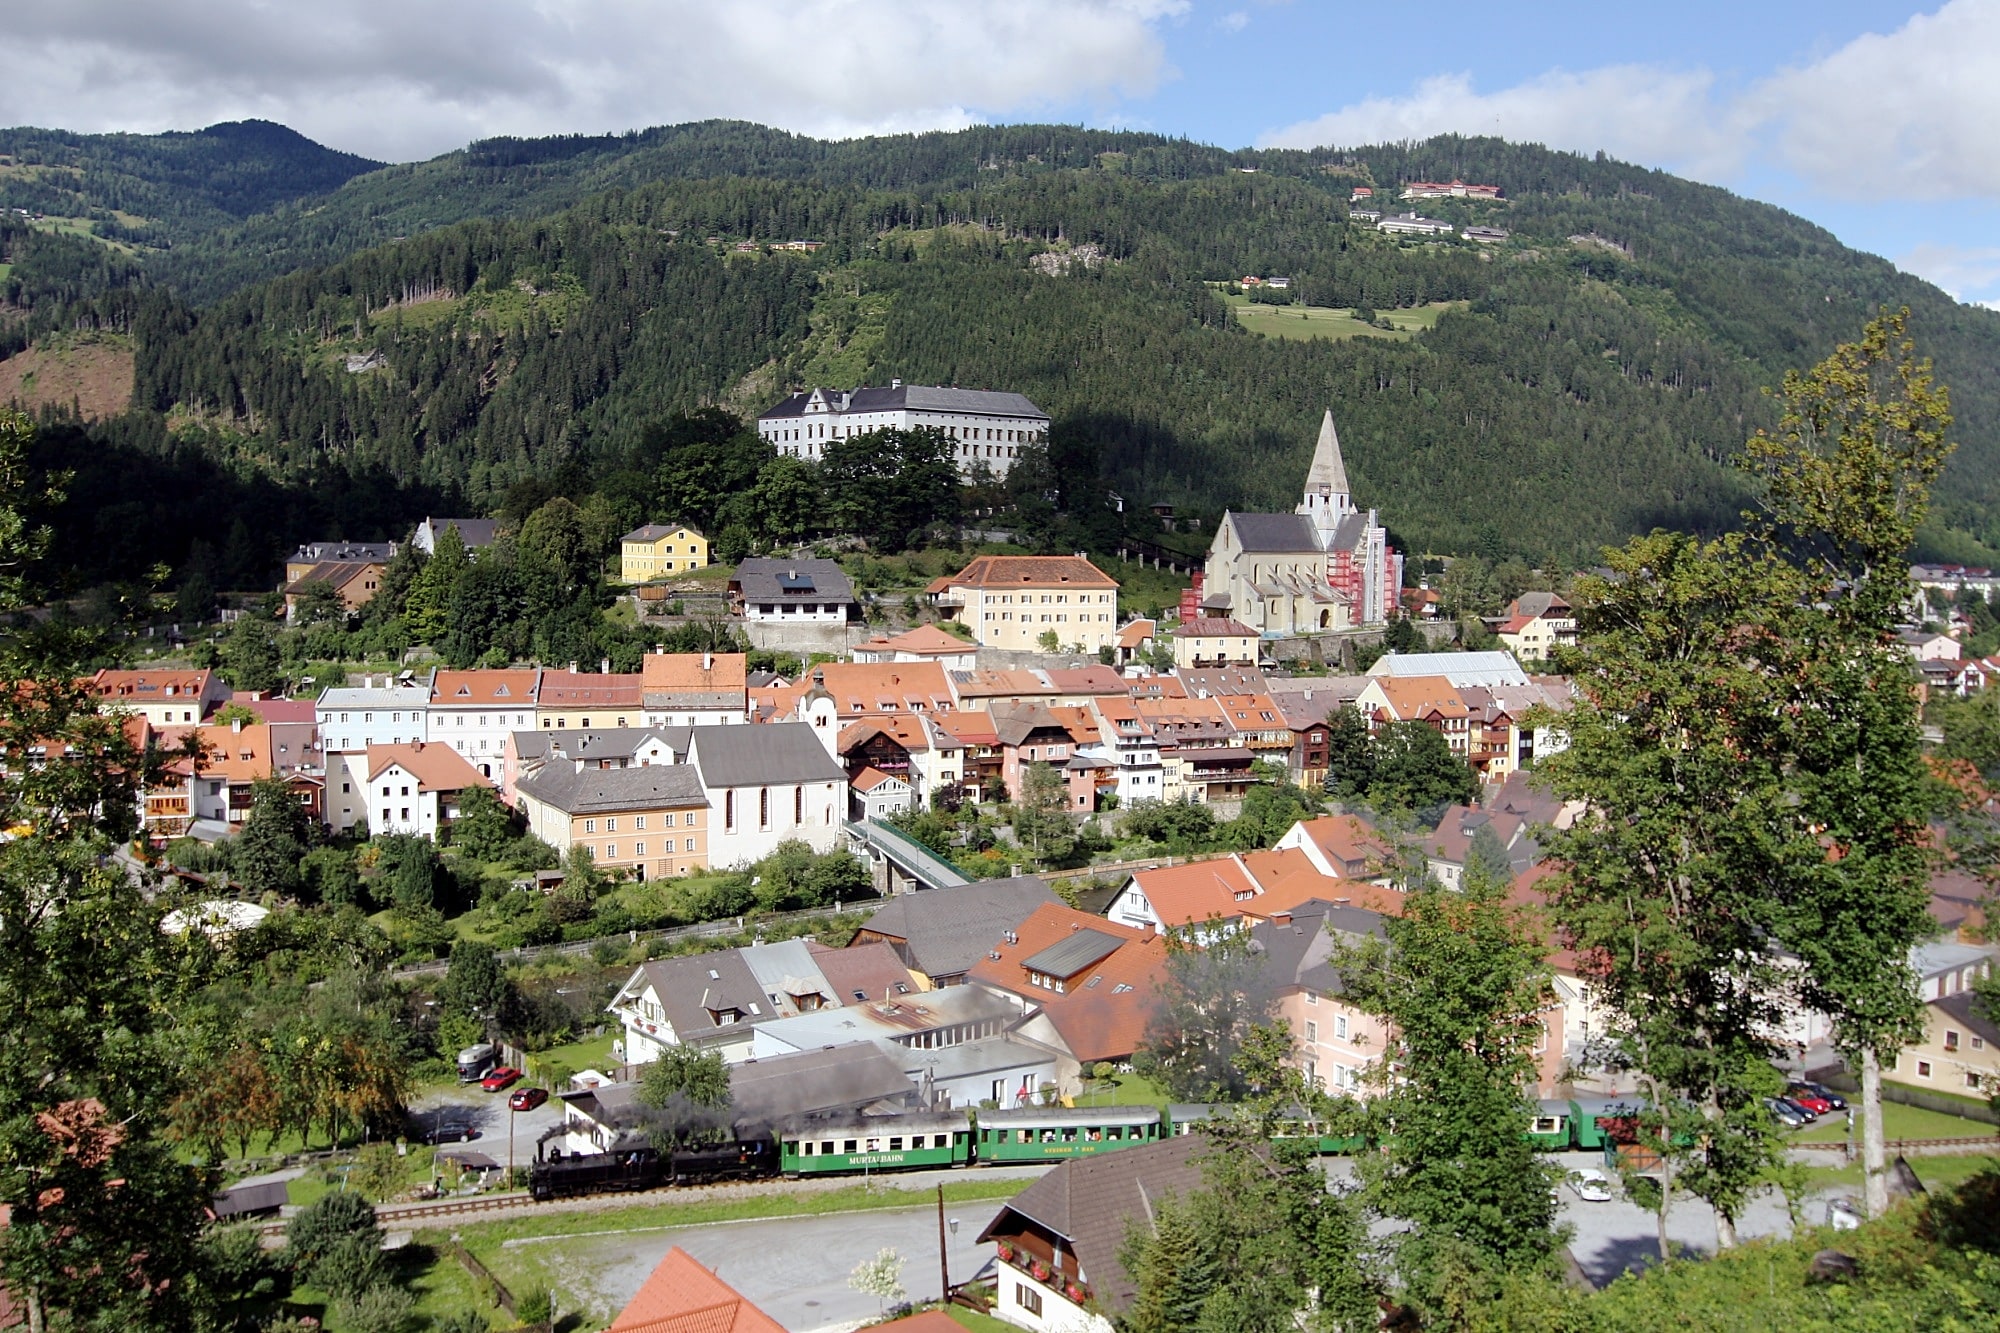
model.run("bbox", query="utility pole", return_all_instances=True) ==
[937,1183,950,1305]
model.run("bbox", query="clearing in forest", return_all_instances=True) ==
[1220,293,1467,342]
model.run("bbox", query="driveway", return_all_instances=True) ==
[409,1080,566,1170]
[501,1199,1000,1333]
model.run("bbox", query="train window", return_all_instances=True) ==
[1061,1127,1078,1141]
[801,1142,814,1156]
[822,1141,835,1155]
[865,1138,882,1153]
[843,1140,857,1153]
[1532,1117,1561,1134]
[889,1137,903,1150]
[1018,1130,1033,1144]
[1106,1127,1122,1140]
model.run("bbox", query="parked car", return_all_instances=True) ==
[1791,1081,1847,1111]
[1784,1089,1835,1116]
[1774,1095,1818,1122]
[481,1066,523,1092]
[424,1119,478,1145]
[1569,1168,1613,1202]
[509,1086,549,1112]
[1765,1097,1811,1128]
[1829,1198,1862,1231]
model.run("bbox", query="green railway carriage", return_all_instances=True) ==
[1528,1098,1576,1150]
[780,1111,973,1176]
[973,1106,1165,1162]
[1569,1097,1644,1152]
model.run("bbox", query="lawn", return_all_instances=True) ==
[1217,292,1469,343]
[1793,1101,1999,1144]
[1800,1153,2000,1195]
[943,1305,1018,1333]
[529,1030,619,1082]
[1069,1071,1171,1111]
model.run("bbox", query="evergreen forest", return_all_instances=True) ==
[6,117,2000,590]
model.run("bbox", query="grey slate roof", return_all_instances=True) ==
[1224,511,1321,552]
[415,517,499,549]
[512,725,690,766]
[733,557,856,604]
[1250,899,1388,996]
[760,384,1049,422]
[515,762,705,816]
[292,541,396,562]
[730,1042,920,1130]
[1933,990,2000,1047]
[1021,928,1126,979]
[856,876,1059,980]
[690,722,848,788]
[625,950,773,1045]
[976,1136,1208,1312]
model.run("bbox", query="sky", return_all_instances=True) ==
[7,0,2000,304]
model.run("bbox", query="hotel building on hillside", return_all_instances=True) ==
[757,382,1050,479]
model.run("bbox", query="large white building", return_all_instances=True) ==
[757,382,1050,479]
[1202,411,1402,634]
[429,669,541,781]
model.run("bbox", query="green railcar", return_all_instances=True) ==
[1570,1097,1644,1152]
[779,1111,973,1176]
[1527,1098,1575,1150]
[973,1106,1165,1163]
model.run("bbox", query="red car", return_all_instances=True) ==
[508,1086,548,1112]
[481,1066,522,1092]
[1785,1089,1835,1116]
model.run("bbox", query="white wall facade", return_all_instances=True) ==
[707,779,846,867]
[992,1264,1110,1333]
[641,704,745,728]
[759,403,1048,480]
[316,686,430,755]
[431,704,536,780]
[362,761,451,839]
[953,585,1119,652]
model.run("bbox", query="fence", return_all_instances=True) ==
[445,1237,525,1322]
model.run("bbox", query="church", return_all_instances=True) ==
[1200,411,1402,634]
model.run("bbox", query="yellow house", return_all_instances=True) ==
[620,524,709,583]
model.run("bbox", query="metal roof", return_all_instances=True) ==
[1020,927,1127,979]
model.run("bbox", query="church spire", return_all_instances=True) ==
[1304,409,1350,498]
[1297,409,1354,536]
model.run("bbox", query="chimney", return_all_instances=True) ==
[231,717,243,734]
[891,378,902,389]
[703,651,713,671]
[601,658,610,675]
[569,661,580,674]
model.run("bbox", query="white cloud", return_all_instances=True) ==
[1259,0,2000,201]
[1260,66,1751,181]
[1898,242,2000,303]
[0,0,1189,162]
[1756,1,2000,199]
[1217,11,1250,32]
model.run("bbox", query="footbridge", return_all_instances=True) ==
[846,819,970,894]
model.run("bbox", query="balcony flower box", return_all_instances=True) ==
[996,1241,1016,1264]
[1064,1283,1086,1304]
[1029,1260,1051,1283]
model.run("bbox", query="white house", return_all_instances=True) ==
[360,741,491,839]
[689,723,850,867]
[851,766,917,821]
[317,678,431,755]
[428,669,541,780]
[730,558,855,624]
[758,382,1050,480]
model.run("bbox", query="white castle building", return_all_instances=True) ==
[1201,411,1402,634]
[757,381,1050,479]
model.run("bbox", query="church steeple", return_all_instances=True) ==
[1297,409,1355,536]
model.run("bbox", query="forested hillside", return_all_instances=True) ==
[9,120,2000,586]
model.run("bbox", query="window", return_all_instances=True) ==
[605,817,617,833]
[635,841,646,857]
[1335,1015,1349,1040]
[795,787,804,824]
[1917,1060,1934,1079]
[1945,1030,1961,1052]
[685,838,696,852]
[725,790,734,830]
[584,819,596,833]
[760,787,770,828]
[1015,1285,1043,1317]
[686,812,697,826]
[605,844,617,859]
[1969,1073,1985,1091]
[1305,1020,1318,1044]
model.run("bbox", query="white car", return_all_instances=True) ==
[1570,1168,1614,1202]
[1829,1198,1862,1231]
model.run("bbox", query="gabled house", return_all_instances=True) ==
[410,517,498,554]
[851,624,980,668]
[851,766,917,821]
[282,559,386,621]
[620,523,710,582]
[1494,591,1576,663]
[360,741,491,839]
[731,557,855,623]
[850,875,1060,987]
[90,668,228,726]
[979,1137,1207,1333]
[926,555,1120,652]
[1274,812,1394,881]
[1254,898,1393,1096]
[535,669,644,730]
[690,722,849,866]
[605,1246,786,1333]
[969,904,1168,1086]
[515,762,708,880]
[1170,616,1260,669]
[428,669,541,780]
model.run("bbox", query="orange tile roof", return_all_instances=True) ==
[1042,666,1130,695]
[89,668,216,704]
[852,766,905,793]
[1368,675,1470,721]
[431,669,540,706]
[968,904,1166,1062]
[191,724,274,783]
[1238,847,1405,918]
[641,653,747,695]
[934,711,1000,746]
[365,741,492,791]
[805,661,956,715]
[1128,855,1263,927]
[1116,618,1156,649]
[949,668,1056,702]
[871,624,978,656]
[608,1247,787,1333]
[938,554,1118,589]
[1284,814,1394,876]
[837,713,959,754]
[1172,616,1258,638]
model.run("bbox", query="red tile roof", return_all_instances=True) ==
[936,554,1117,589]
[969,904,1166,1062]
[365,741,492,792]
[608,1246,787,1333]
[430,669,540,707]
[641,653,748,695]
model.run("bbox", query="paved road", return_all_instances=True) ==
[502,1197,1004,1333]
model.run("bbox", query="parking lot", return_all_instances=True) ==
[409,1076,568,1171]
